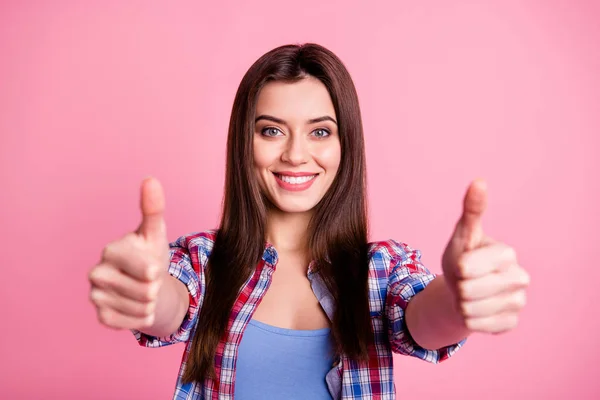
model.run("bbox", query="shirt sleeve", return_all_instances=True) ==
[131,234,205,348]
[385,240,465,363]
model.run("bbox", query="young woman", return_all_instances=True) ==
[89,43,529,399]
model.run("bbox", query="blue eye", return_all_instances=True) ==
[261,127,282,137]
[312,129,330,138]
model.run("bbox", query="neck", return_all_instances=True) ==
[265,207,312,253]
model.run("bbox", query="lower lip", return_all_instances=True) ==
[274,174,318,192]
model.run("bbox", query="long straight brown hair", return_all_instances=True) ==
[182,43,371,384]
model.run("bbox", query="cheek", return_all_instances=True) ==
[253,140,273,170]
[314,143,341,172]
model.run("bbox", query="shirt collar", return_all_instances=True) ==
[261,243,326,276]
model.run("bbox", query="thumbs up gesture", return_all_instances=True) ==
[442,180,530,334]
[89,177,171,330]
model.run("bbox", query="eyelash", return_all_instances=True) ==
[260,127,331,138]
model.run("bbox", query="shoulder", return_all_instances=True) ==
[366,239,424,276]
[368,239,422,262]
[171,229,218,257]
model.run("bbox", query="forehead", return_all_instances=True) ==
[255,77,336,120]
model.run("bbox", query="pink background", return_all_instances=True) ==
[1,0,598,399]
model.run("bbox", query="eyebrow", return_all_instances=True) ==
[255,114,337,125]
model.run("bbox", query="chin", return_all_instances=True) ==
[269,197,320,214]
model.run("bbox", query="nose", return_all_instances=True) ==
[281,134,309,166]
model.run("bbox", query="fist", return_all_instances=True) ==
[442,180,530,334]
[89,177,170,330]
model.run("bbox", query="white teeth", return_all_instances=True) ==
[277,174,316,184]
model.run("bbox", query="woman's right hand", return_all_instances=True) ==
[89,177,171,331]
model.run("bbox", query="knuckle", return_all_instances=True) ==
[98,308,112,326]
[140,314,155,329]
[518,291,527,308]
[140,283,154,302]
[88,268,97,284]
[145,282,161,301]
[457,280,470,300]
[504,246,517,261]
[456,255,470,277]
[464,317,477,331]
[508,295,519,310]
[102,242,116,260]
[89,265,115,286]
[521,270,531,287]
[142,301,156,317]
[88,267,104,285]
[89,289,102,306]
[459,300,471,317]
[508,291,526,310]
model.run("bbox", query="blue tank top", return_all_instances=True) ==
[234,319,334,399]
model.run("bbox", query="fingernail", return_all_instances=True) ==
[144,314,155,328]
[148,282,161,299]
[146,302,156,316]
[146,265,159,281]
[90,289,102,302]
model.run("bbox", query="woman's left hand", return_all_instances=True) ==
[441,180,530,334]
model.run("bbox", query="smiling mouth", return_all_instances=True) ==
[273,173,318,184]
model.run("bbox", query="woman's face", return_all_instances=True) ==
[253,76,341,214]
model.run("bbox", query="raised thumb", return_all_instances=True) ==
[138,176,167,243]
[455,179,487,251]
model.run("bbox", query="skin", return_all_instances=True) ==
[251,77,341,330]
[89,77,529,350]
[406,180,530,349]
[89,178,187,337]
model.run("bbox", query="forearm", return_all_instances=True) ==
[141,275,190,337]
[405,275,470,350]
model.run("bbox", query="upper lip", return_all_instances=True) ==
[273,171,319,177]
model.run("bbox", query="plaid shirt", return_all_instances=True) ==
[133,230,464,399]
